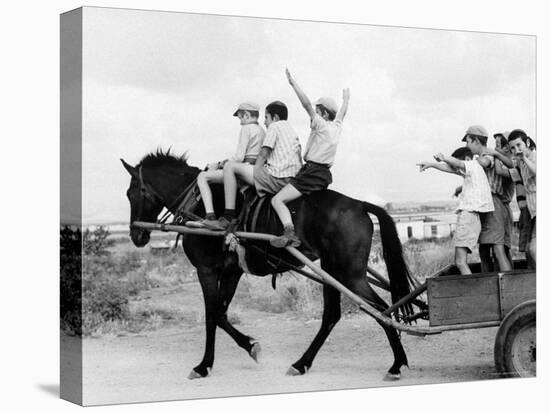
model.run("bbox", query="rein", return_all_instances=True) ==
[137,165,197,225]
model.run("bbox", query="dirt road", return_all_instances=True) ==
[80,282,502,406]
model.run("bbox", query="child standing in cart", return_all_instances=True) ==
[506,129,536,264]
[269,69,350,248]
[195,102,265,227]
[418,128,494,275]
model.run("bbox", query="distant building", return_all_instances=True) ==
[390,212,456,242]
[374,211,519,242]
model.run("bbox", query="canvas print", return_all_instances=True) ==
[60,6,536,406]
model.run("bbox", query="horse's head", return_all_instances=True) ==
[121,159,164,247]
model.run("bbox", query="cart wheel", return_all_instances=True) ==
[494,300,536,377]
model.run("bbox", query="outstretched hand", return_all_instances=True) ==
[433,153,445,162]
[343,88,350,101]
[285,68,295,85]
[417,162,430,172]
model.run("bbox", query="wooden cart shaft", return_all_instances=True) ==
[131,221,535,336]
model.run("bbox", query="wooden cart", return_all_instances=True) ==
[132,221,536,378]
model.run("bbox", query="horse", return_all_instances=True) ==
[121,150,416,380]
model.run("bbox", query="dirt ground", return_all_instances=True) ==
[79,281,504,406]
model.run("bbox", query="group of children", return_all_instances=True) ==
[418,126,537,274]
[189,68,537,268]
[190,68,350,248]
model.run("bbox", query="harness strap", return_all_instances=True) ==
[243,195,259,232]
[168,179,199,224]
[251,196,267,233]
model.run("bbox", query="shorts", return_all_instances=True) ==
[454,210,481,253]
[479,194,510,247]
[518,207,532,252]
[253,166,291,197]
[289,161,332,195]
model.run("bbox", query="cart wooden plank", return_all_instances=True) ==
[428,270,535,327]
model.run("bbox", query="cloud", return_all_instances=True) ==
[78,8,536,223]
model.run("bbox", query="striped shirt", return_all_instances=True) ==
[228,123,265,162]
[304,115,343,166]
[262,121,303,178]
[510,167,528,208]
[481,155,503,195]
[513,150,536,217]
[493,159,515,204]
[457,160,494,213]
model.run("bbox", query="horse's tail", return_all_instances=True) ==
[363,202,414,307]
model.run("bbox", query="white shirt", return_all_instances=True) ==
[303,114,343,166]
[457,160,494,213]
[262,121,302,178]
[228,123,265,162]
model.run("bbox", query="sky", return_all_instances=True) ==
[75,7,536,224]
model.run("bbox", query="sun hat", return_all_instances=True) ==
[462,125,488,142]
[493,131,510,140]
[233,101,260,116]
[314,97,338,115]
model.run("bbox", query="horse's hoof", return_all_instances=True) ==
[286,366,307,376]
[384,372,401,381]
[188,367,211,380]
[249,341,261,363]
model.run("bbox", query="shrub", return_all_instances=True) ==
[60,226,82,336]
[83,226,114,256]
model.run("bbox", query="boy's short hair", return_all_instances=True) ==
[507,129,535,149]
[316,104,336,121]
[266,101,288,121]
[452,147,473,160]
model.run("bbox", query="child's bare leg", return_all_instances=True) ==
[479,244,493,273]
[455,247,471,275]
[529,238,536,265]
[223,162,254,210]
[196,170,224,215]
[493,244,512,271]
[504,245,513,269]
[271,184,302,227]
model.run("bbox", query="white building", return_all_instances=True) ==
[391,212,456,242]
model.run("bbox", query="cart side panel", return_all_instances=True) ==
[428,274,501,326]
[501,271,536,315]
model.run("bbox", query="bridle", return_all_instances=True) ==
[135,165,165,222]
[134,164,198,226]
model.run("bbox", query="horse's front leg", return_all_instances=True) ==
[188,267,220,379]
[217,269,261,362]
[287,282,341,375]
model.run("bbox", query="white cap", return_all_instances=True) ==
[314,97,338,114]
[233,101,260,116]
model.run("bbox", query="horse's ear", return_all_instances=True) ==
[121,159,138,178]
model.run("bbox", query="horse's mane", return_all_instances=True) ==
[138,148,191,169]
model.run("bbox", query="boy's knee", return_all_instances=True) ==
[223,161,235,172]
[271,195,280,208]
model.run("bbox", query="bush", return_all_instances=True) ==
[83,226,114,256]
[60,226,82,335]
[82,255,130,334]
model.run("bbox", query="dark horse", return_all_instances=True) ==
[121,150,415,380]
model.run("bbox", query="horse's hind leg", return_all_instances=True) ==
[217,269,261,362]
[348,276,408,379]
[288,279,341,375]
